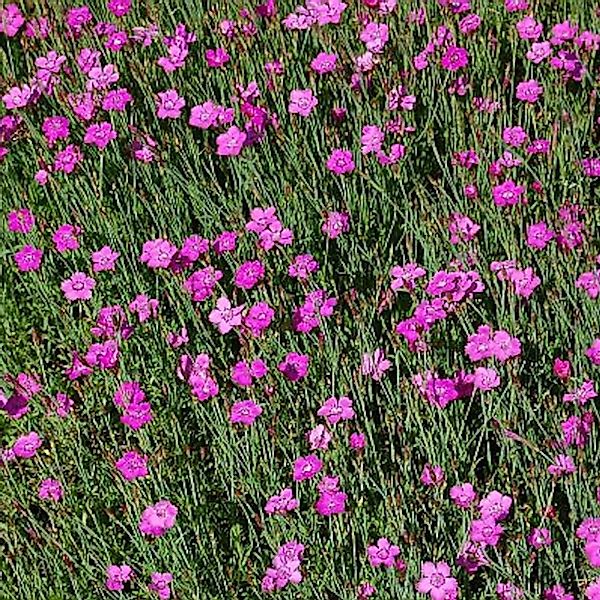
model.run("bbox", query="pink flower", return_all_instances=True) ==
[527,222,554,249]
[116,450,148,481]
[234,260,265,289]
[14,245,43,272]
[479,490,512,521]
[87,64,119,91]
[528,527,552,549]
[367,538,400,568]
[441,46,469,71]
[83,121,117,150]
[516,79,543,103]
[327,149,355,175]
[92,245,120,271]
[61,272,96,301]
[361,348,391,381]
[548,454,576,477]
[587,339,600,365]
[322,211,350,238]
[38,478,63,501]
[209,297,245,334]
[105,565,133,592]
[148,572,173,600]
[265,488,299,515]
[416,561,459,599]
[12,431,42,458]
[317,396,355,425]
[307,424,332,450]
[140,238,177,269]
[121,401,153,429]
[288,89,318,117]
[470,517,504,546]
[450,482,477,508]
[230,400,262,425]
[278,352,310,381]
[156,89,185,119]
[553,358,571,381]
[53,224,81,252]
[0,4,25,37]
[311,52,337,74]
[216,125,247,156]
[350,432,366,450]
[315,490,347,516]
[293,454,322,481]
[7,208,35,234]
[108,0,132,17]
[492,180,526,206]
[360,22,389,53]
[139,500,178,537]
[205,47,230,67]
[420,463,445,486]
[473,367,501,391]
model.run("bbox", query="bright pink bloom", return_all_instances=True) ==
[139,500,178,537]
[116,450,148,481]
[216,126,247,156]
[327,149,355,175]
[288,89,318,117]
[416,561,459,600]
[156,89,185,119]
[230,400,262,426]
[209,297,244,334]
[105,565,133,592]
[38,478,64,501]
[317,395,355,425]
[292,454,322,481]
[61,272,96,301]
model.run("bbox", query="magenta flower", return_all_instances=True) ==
[139,500,178,537]
[416,561,459,599]
[548,454,576,477]
[317,395,355,425]
[361,348,391,381]
[288,89,318,117]
[441,46,469,71]
[115,450,148,481]
[311,52,337,74]
[450,482,477,508]
[479,490,512,521]
[306,424,332,450]
[53,224,81,252]
[516,79,543,103]
[234,260,265,289]
[322,211,350,239]
[61,272,96,301]
[528,527,552,549]
[327,149,355,175]
[470,517,504,546]
[121,401,153,430]
[586,339,600,365]
[315,490,347,516]
[12,431,42,458]
[265,488,299,515]
[230,400,262,426]
[292,454,323,481]
[209,297,245,334]
[7,208,35,233]
[216,125,247,156]
[105,565,133,592]
[148,572,173,599]
[473,367,501,391]
[84,122,117,149]
[278,352,310,381]
[14,245,43,272]
[367,538,400,568]
[420,463,446,486]
[38,478,63,501]
[156,89,185,119]
[92,246,120,271]
[0,4,25,37]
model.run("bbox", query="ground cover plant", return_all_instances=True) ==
[1,0,600,598]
